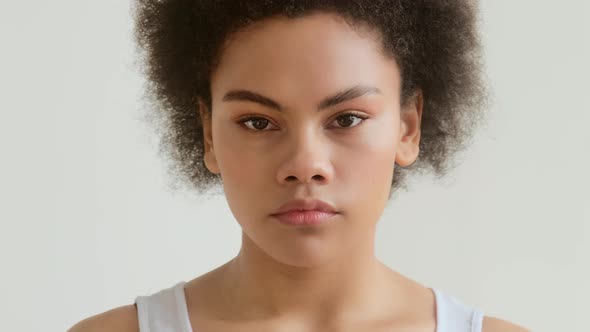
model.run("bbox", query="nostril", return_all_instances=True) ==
[284,175,323,182]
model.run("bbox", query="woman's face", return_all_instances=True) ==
[201,13,422,267]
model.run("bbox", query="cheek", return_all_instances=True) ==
[335,121,397,221]
[216,140,261,195]
[340,113,397,180]
[213,127,273,225]
[213,118,266,183]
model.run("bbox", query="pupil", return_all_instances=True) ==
[253,119,268,130]
[338,115,354,127]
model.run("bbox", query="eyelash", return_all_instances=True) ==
[237,111,369,132]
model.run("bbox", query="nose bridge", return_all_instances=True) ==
[277,124,332,184]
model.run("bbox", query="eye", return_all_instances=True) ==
[237,112,369,132]
[330,112,368,129]
[238,116,278,131]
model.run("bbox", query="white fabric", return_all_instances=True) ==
[135,281,193,332]
[135,281,484,332]
[432,288,484,332]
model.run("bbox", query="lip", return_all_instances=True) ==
[270,199,338,226]
[272,198,337,215]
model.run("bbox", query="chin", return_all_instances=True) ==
[252,232,339,268]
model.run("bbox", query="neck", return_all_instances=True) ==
[220,230,401,323]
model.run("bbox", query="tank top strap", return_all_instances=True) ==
[134,282,482,332]
[431,288,484,332]
[135,281,193,332]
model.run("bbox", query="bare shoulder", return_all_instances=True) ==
[482,315,530,332]
[67,304,139,332]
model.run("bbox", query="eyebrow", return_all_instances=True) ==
[222,85,382,112]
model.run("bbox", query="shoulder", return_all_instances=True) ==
[482,315,530,332]
[67,304,139,332]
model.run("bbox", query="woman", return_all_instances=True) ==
[70,1,529,331]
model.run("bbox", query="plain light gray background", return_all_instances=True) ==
[0,1,588,331]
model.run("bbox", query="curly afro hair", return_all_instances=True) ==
[132,0,489,197]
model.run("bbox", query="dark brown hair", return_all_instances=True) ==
[133,0,489,197]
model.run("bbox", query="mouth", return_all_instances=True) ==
[270,210,339,226]
[270,198,339,226]
[272,198,337,214]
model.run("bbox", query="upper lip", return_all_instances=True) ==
[272,199,338,215]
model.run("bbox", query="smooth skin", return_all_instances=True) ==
[69,13,529,332]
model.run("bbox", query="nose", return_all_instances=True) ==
[276,127,334,186]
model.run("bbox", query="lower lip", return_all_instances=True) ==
[271,211,338,226]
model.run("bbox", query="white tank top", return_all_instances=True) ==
[135,281,484,332]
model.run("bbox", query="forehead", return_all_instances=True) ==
[210,12,401,106]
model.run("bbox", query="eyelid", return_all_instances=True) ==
[236,115,280,132]
[328,111,369,129]
[332,110,369,121]
[236,110,370,131]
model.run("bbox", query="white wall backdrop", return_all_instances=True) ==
[0,1,588,331]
